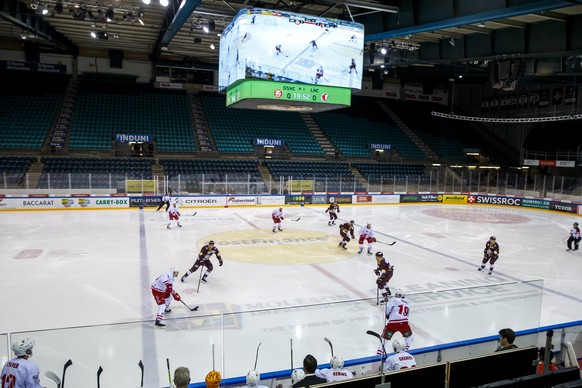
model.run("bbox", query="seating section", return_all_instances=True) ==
[37,157,154,188]
[0,156,35,186]
[312,106,426,159]
[162,159,261,180]
[199,93,323,155]
[70,81,195,152]
[264,160,366,191]
[353,163,429,184]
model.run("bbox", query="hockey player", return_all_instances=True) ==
[315,356,354,382]
[374,252,394,303]
[241,370,269,388]
[567,222,581,251]
[314,66,324,84]
[167,199,182,229]
[151,267,181,327]
[272,207,284,232]
[181,240,223,284]
[156,191,172,211]
[478,236,499,274]
[309,39,318,49]
[348,58,357,74]
[1,338,44,388]
[338,220,355,249]
[378,288,413,353]
[384,338,416,371]
[325,200,339,225]
[358,222,376,255]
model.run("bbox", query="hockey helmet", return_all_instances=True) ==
[291,369,305,384]
[366,222,371,227]
[208,240,215,245]
[12,338,34,357]
[246,370,260,386]
[349,220,354,224]
[375,252,384,262]
[330,355,344,369]
[392,338,407,353]
[574,222,579,226]
[394,288,406,298]
[170,266,179,276]
[490,236,496,241]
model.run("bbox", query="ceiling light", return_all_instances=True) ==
[380,47,387,55]
[210,43,215,50]
[449,37,455,46]
[160,0,169,6]
[478,22,486,27]
[142,0,151,4]
[138,18,144,25]
[203,25,209,33]
[90,31,97,38]
[42,5,49,15]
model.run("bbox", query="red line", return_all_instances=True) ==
[311,263,368,298]
[234,213,260,229]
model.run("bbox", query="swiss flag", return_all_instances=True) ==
[468,195,476,204]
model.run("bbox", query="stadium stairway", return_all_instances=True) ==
[152,162,164,182]
[349,165,370,191]
[189,94,218,156]
[376,100,440,161]
[299,113,338,158]
[27,161,44,189]
[43,78,78,154]
[257,162,276,190]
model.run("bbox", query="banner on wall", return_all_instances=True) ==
[285,195,313,205]
[520,198,550,210]
[371,195,400,204]
[468,195,521,207]
[226,196,257,206]
[441,195,468,204]
[256,196,285,205]
[550,201,578,213]
[183,197,226,207]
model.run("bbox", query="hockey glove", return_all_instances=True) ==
[376,276,383,285]
[172,291,181,301]
[372,237,377,242]
[177,212,180,216]
[374,269,381,276]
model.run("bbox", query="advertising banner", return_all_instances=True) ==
[256,196,286,205]
[471,195,521,207]
[520,198,550,210]
[400,194,421,203]
[285,180,314,192]
[129,197,162,208]
[0,197,130,210]
[550,201,578,213]
[226,196,257,206]
[328,195,352,204]
[285,195,313,205]
[372,195,400,204]
[311,195,328,204]
[441,195,468,204]
[355,195,372,203]
[126,180,156,193]
[183,196,226,207]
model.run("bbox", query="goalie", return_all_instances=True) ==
[374,252,394,304]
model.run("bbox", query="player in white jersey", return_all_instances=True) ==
[384,338,416,371]
[272,207,284,232]
[167,200,182,229]
[358,223,376,255]
[151,267,181,327]
[315,356,354,382]
[379,289,413,352]
[239,370,269,388]
[1,338,44,388]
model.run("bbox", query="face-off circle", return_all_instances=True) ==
[423,208,530,224]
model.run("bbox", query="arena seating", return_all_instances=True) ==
[263,160,366,191]
[0,156,35,186]
[69,81,195,152]
[37,157,154,189]
[162,159,262,180]
[199,93,324,155]
[311,110,426,159]
[353,163,429,184]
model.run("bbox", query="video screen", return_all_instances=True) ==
[218,8,364,91]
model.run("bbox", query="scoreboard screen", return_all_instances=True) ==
[218,8,364,91]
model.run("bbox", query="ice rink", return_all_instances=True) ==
[1,203,581,387]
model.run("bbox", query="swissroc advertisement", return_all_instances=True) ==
[468,195,522,207]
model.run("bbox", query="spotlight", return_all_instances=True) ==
[90,31,97,38]
[203,25,209,33]
[210,43,215,50]
[160,0,169,6]
[42,5,49,15]
[142,0,151,4]
[380,46,387,55]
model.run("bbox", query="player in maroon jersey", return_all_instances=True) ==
[374,252,394,303]
[325,200,339,225]
[338,220,355,249]
[180,240,223,284]
[478,236,499,275]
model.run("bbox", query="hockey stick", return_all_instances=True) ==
[366,330,387,383]
[180,299,199,312]
[254,342,262,370]
[324,337,334,357]
[45,371,61,388]
[138,360,144,387]
[376,284,379,306]
[61,359,72,388]
[212,344,215,371]
[291,218,301,222]
[97,366,103,388]
[190,212,197,217]
[166,358,172,388]
[377,241,396,246]
[290,338,294,370]
[196,269,204,293]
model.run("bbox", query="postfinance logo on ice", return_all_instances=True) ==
[201,229,351,265]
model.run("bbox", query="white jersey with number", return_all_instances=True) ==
[168,203,180,216]
[358,225,374,239]
[272,209,284,219]
[151,272,174,293]
[385,297,410,324]
[384,351,416,371]
[316,368,354,382]
[1,357,43,388]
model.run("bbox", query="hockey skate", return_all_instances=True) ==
[201,277,208,284]
[342,244,348,249]
[167,226,171,229]
[488,270,493,275]
[338,242,343,247]
[272,229,276,233]
[478,266,485,271]
[328,221,332,226]
[178,224,182,228]
[367,251,373,256]
[155,320,166,327]
[358,248,363,254]
[278,227,283,232]
[164,307,171,313]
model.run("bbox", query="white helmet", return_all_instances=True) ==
[330,355,344,369]
[291,369,305,384]
[170,266,179,276]
[12,338,34,357]
[392,338,407,353]
[246,370,260,386]
[394,288,406,298]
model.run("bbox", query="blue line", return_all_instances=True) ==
[138,209,160,384]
